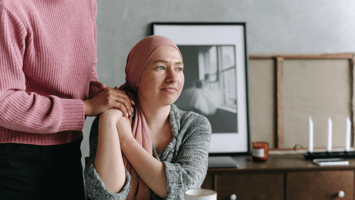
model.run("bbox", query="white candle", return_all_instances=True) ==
[308,117,314,153]
[345,117,351,152]
[327,117,332,152]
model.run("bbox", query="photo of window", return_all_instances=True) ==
[175,45,238,133]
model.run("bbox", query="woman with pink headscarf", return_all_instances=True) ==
[84,35,212,199]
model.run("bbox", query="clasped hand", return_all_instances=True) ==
[84,84,134,117]
[101,109,133,143]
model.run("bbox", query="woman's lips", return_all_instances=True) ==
[161,87,177,92]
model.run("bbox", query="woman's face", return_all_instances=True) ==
[137,46,184,107]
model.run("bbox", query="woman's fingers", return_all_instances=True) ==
[112,101,130,117]
[84,86,134,116]
[104,88,131,117]
[113,88,134,105]
[112,86,135,106]
[109,88,133,115]
[115,99,132,117]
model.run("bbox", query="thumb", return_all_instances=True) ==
[102,83,107,89]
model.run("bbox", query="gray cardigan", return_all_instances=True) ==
[84,104,212,200]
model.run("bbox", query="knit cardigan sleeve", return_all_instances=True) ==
[0,4,85,134]
[162,112,212,199]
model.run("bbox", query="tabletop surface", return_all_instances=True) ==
[207,154,355,173]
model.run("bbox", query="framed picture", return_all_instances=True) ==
[152,22,251,156]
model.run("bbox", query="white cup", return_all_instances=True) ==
[185,189,217,200]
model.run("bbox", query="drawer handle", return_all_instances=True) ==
[338,191,345,198]
[230,194,237,200]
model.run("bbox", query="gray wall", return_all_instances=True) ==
[81,0,355,164]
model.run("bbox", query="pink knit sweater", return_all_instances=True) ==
[0,0,103,145]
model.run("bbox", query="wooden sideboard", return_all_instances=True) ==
[201,154,355,200]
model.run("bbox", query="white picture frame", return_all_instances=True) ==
[152,22,251,156]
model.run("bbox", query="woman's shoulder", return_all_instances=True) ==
[170,104,212,148]
[171,104,211,130]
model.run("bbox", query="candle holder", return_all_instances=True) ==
[303,151,355,160]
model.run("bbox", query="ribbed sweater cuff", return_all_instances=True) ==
[89,81,105,99]
[58,99,85,132]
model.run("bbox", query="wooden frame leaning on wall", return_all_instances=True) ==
[249,53,355,150]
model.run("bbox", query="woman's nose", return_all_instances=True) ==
[166,68,178,82]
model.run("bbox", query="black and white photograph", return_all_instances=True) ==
[175,45,238,134]
[153,23,251,155]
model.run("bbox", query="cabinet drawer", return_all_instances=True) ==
[287,170,353,200]
[216,173,284,200]
[201,174,213,190]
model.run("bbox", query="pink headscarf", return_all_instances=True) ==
[118,35,182,199]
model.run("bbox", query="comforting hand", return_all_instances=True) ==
[84,85,134,117]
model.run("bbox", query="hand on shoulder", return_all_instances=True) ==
[84,85,134,117]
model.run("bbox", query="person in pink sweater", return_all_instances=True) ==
[0,0,133,199]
